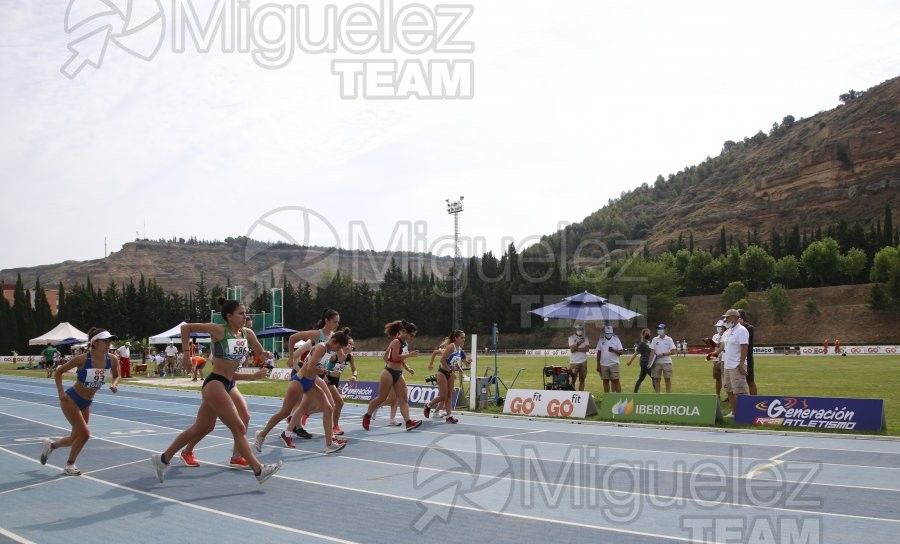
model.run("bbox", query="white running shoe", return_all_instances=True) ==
[63,464,81,476]
[40,438,53,465]
[254,431,264,452]
[325,440,347,454]
[151,453,169,483]
[256,461,283,484]
[388,419,402,426]
[724,412,735,418]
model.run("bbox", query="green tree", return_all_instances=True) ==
[740,245,775,291]
[801,237,841,286]
[774,255,800,288]
[721,281,747,310]
[13,275,37,352]
[32,278,54,335]
[670,303,688,327]
[868,246,900,313]
[839,248,867,283]
[766,284,792,324]
[0,292,18,355]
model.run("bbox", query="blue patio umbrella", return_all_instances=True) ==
[254,325,298,338]
[529,291,642,322]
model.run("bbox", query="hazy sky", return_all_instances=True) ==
[2,0,899,272]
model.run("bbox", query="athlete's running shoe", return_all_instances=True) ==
[333,437,347,445]
[405,420,422,431]
[325,440,346,454]
[63,464,81,476]
[362,413,371,431]
[423,403,431,418]
[256,461,282,484]
[230,456,251,469]
[40,438,53,465]
[445,416,458,424]
[388,419,402,426]
[292,427,313,439]
[332,425,344,436]
[254,431,265,452]
[279,431,296,448]
[151,453,168,483]
[181,450,200,467]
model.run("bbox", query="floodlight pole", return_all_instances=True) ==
[446,196,464,330]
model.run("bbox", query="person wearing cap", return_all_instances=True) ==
[649,323,677,393]
[707,320,727,400]
[715,309,749,417]
[115,341,132,379]
[568,324,591,391]
[596,325,624,393]
[163,341,178,377]
[737,309,757,395]
[40,327,121,476]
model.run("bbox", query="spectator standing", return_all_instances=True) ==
[163,342,178,377]
[737,309,757,395]
[625,328,653,393]
[709,320,726,400]
[42,345,59,378]
[116,341,132,379]
[718,309,749,417]
[596,325,623,393]
[649,324,677,393]
[567,324,590,391]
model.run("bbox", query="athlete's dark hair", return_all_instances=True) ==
[315,308,340,329]
[384,319,417,337]
[218,297,242,320]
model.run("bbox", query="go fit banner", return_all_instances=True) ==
[503,389,599,418]
[602,393,722,425]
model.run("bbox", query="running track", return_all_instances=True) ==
[0,376,897,543]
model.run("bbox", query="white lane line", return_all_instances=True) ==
[0,527,37,544]
[744,446,800,479]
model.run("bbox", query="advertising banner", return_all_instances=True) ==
[338,381,458,408]
[601,393,722,425]
[503,389,598,418]
[735,395,886,431]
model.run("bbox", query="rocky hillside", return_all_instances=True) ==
[1,239,453,294]
[545,76,900,257]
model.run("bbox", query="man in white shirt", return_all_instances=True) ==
[568,324,590,391]
[116,341,132,378]
[163,342,178,377]
[717,308,749,417]
[649,323,677,393]
[596,325,624,393]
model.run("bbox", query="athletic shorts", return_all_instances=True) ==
[325,374,340,387]
[291,374,316,392]
[202,372,235,392]
[651,362,673,379]
[724,367,748,395]
[569,363,587,381]
[65,387,92,410]
[438,368,451,379]
[599,364,620,380]
[384,366,403,384]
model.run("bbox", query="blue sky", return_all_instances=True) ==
[1,0,898,271]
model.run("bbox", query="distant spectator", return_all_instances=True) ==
[718,309,749,418]
[42,345,59,378]
[596,325,623,393]
[649,324,677,393]
[116,341,132,379]
[163,342,178,377]
[568,323,590,391]
[737,309,757,395]
[626,328,653,393]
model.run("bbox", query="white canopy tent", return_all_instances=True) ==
[29,322,89,346]
[149,322,210,344]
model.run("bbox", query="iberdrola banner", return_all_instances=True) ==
[602,393,722,425]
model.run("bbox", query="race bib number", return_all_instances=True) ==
[448,354,461,370]
[85,368,107,389]
[227,338,249,361]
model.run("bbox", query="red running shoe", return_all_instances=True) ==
[362,413,371,431]
[423,403,431,419]
[405,420,422,431]
[279,431,296,448]
[230,456,251,469]
[445,416,458,424]
[181,450,200,467]
[333,425,344,436]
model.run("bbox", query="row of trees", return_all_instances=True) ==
[3,228,897,354]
